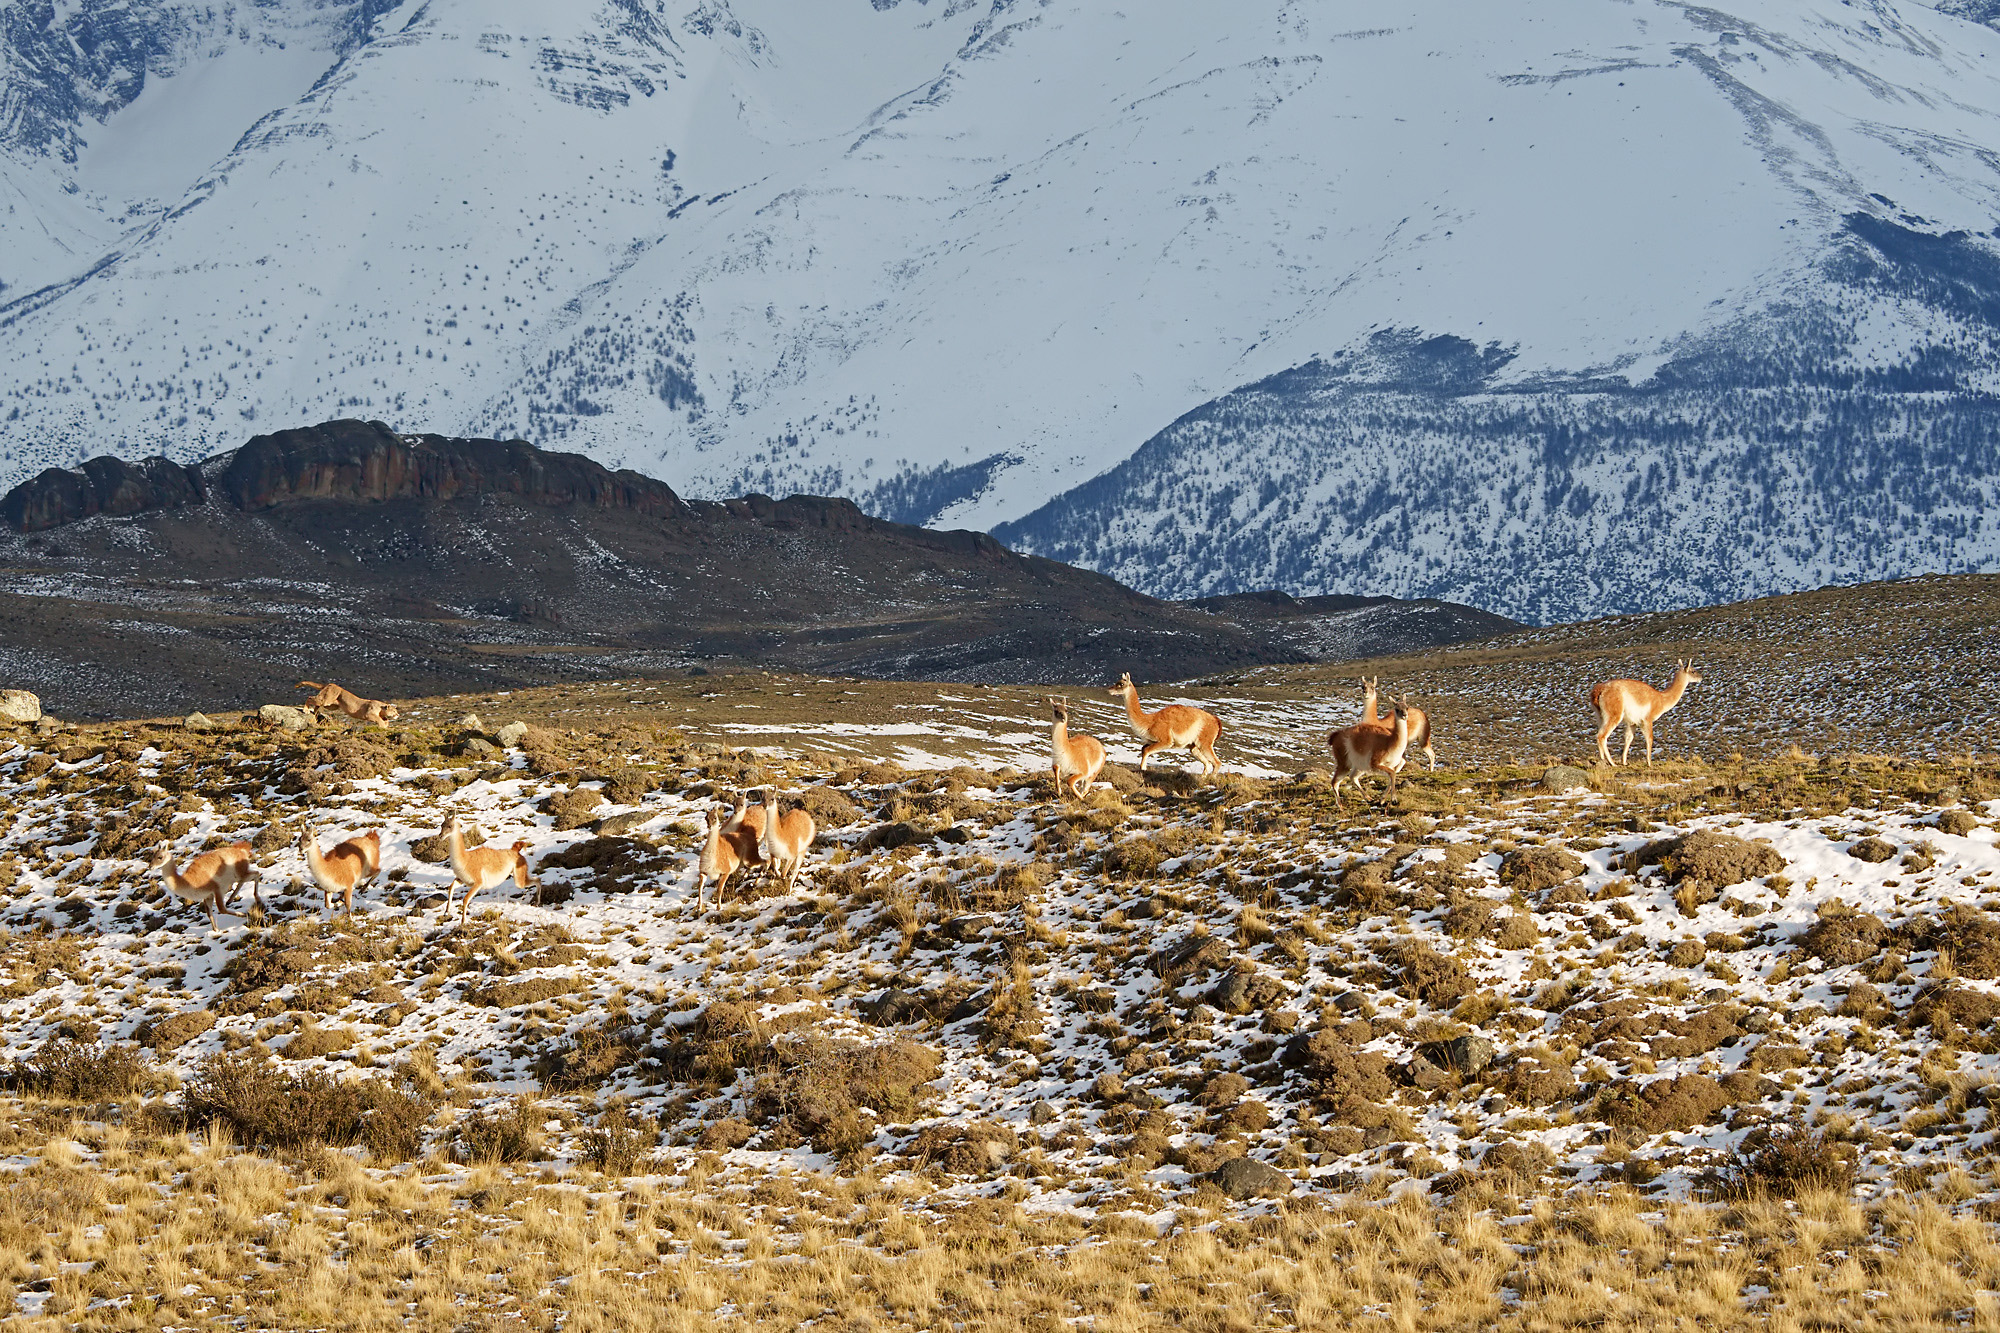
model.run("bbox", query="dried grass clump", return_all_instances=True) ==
[1939,809,1980,836]
[537,1022,645,1091]
[135,1008,215,1051]
[1640,830,1784,890]
[1385,939,1475,1007]
[909,1120,1019,1174]
[797,784,865,828]
[458,1096,547,1163]
[985,859,1055,907]
[1598,1073,1733,1134]
[547,786,607,831]
[758,1032,941,1155]
[184,1052,436,1160]
[1498,846,1584,893]
[9,1036,146,1101]
[1800,906,1887,967]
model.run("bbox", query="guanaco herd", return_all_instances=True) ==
[141,662,1701,931]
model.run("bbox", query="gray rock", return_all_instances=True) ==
[459,737,500,759]
[863,987,931,1026]
[1541,764,1591,794]
[258,704,316,731]
[1028,1100,1058,1126]
[1437,1033,1497,1076]
[33,715,63,735]
[1405,1055,1453,1091]
[1127,896,1168,920]
[0,690,42,723]
[456,712,485,731]
[1207,1156,1292,1200]
[943,914,993,943]
[183,712,216,731]
[496,720,531,747]
[594,810,655,837]
[1209,967,1288,1015]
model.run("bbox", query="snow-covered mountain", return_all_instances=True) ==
[4,0,2000,622]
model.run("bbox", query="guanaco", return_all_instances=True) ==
[721,789,767,845]
[1047,696,1107,800]
[1359,676,1435,772]
[299,827,381,917]
[756,788,817,892]
[1107,672,1222,778]
[443,813,533,923]
[298,681,400,727]
[1327,702,1413,809]
[148,843,261,931]
[1591,659,1702,767]
[696,805,761,908]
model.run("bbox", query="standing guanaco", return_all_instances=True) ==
[757,788,817,892]
[696,805,761,908]
[299,828,381,917]
[1327,702,1413,809]
[1360,676,1435,772]
[148,843,261,931]
[1107,672,1222,778]
[443,813,533,923]
[1591,660,1702,767]
[1047,696,1107,800]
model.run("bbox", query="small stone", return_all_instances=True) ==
[943,914,993,943]
[456,712,485,731]
[1207,1156,1292,1200]
[33,715,63,735]
[864,987,930,1026]
[1092,1072,1126,1103]
[1028,1100,1058,1126]
[1541,764,1591,793]
[0,689,42,723]
[183,712,215,731]
[1127,896,1168,920]
[258,704,316,731]
[459,737,500,759]
[496,720,531,747]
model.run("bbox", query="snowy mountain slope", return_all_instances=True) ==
[2,1,2000,620]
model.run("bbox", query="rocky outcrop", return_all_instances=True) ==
[216,420,688,517]
[1,419,688,533]
[2,455,206,533]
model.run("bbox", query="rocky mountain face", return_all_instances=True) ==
[4,1,2000,621]
[0,421,1517,718]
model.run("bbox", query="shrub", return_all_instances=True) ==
[581,1107,652,1175]
[1722,1125,1857,1198]
[1498,846,1584,893]
[184,1051,435,1160]
[756,1032,940,1156]
[10,1038,146,1101]
[797,785,864,828]
[136,1010,215,1051]
[457,1097,546,1164]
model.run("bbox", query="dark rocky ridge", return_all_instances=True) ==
[0,421,1518,718]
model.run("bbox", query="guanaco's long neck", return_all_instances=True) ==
[759,798,780,860]
[1658,673,1690,713]
[156,859,187,895]
[700,819,724,873]
[1052,715,1069,753]
[1362,688,1380,725]
[1121,687,1150,730]
[447,821,471,877]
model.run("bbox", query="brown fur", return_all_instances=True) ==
[697,806,763,908]
[444,814,533,923]
[757,789,817,892]
[1048,697,1107,800]
[149,843,261,930]
[300,828,381,917]
[1107,672,1222,778]
[299,681,401,727]
[1327,705,1413,809]
[1591,660,1702,767]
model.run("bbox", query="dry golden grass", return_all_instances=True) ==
[0,1111,1995,1332]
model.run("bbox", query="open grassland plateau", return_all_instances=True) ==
[0,581,1997,1328]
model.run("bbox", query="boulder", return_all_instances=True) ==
[1207,1156,1292,1200]
[183,712,216,731]
[1428,1033,1497,1076]
[456,712,485,732]
[0,690,42,723]
[258,704,316,731]
[1540,764,1591,793]
[594,810,655,837]
[497,720,532,747]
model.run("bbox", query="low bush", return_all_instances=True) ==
[9,1037,146,1101]
[184,1051,436,1160]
